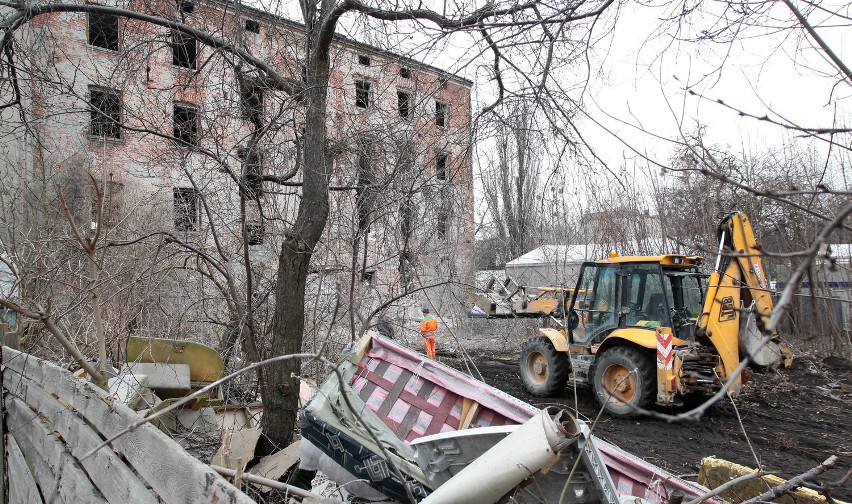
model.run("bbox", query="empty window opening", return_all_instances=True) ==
[173,104,198,146]
[301,65,308,83]
[89,87,122,139]
[355,80,370,109]
[240,84,264,122]
[436,152,448,180]
[178,0,194,13]
[172,31,197,69]
[437,210,448,238]
[358,54,371,66]
[399,144,415,172]
[88,12,119,51]
[173,187,199,231]
[397,91,410,118]
[245,19,260,34]
[435,101,448,128]
[238,148,264,200]
[356,138,374,233]
[399,67,411,78]
[246,222,264,245]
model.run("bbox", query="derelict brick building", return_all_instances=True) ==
[0,0,473,345]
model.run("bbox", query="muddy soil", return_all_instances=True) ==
[442,348,852,501]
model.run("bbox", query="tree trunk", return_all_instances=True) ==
[259,24,333,452]
[262,244,312,451]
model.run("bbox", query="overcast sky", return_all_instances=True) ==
[263,0,850,181]
[579,1,850,169]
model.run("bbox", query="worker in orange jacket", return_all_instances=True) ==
[420,307,438,358]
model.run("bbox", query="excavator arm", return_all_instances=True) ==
[696,212,790,391]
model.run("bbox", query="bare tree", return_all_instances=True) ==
[1,0,621,452]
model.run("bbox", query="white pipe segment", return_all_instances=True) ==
[420,407,581,504]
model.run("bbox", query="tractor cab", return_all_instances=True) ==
[568,255,706,344]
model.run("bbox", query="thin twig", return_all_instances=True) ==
[210,465,322,499]
[685,470,762,504]
[743,456,838,503]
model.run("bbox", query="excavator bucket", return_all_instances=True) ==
[739,309,792,369]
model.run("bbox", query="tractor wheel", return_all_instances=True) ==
[592,346,655,417]
[519,337,570,396]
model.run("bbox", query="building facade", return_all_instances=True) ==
[0,0,473,354]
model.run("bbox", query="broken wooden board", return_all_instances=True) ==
[2,346,253,504]
[212,428,263,473]
[698,456,848,504]
[215,405,253,431]
[248,440,301,493]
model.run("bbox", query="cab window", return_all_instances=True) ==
[623,264,667,327]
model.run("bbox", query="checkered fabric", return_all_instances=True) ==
[351,350,515,443]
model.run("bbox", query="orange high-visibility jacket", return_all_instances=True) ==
[420,314,438,334]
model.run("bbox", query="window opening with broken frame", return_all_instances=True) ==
[173,103,198,146]
[178,0,194,13]
[246,222,264,245]
[437,208,448,238]
[172,30,197,69]
[240,83,264,121]
[173,187,199,231]
[435,101,448,128]
[89,87,122,139]
[358,54,371,66]
[355,80,371,109]
[238,147,264,200]
[245,19,260,34]
[88,12,119,51]
[436,152,448,180]
[397,91,410,118]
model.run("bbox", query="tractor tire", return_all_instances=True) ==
[592,346,655,417]
[519,337,570,397]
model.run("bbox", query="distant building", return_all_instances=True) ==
[0,0,473,342]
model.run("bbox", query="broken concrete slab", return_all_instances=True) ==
[122,362,190,398]
[108,373,149,409]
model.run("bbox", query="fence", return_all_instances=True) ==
[1,346,255,504]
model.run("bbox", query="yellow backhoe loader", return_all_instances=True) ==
[518,211,791,416]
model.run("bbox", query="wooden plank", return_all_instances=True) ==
[248,440,301,493]
[6,435,43,504]
[4,371,158,504]
[5,397,107,503]
[2,348,254,504]
[5,397,60,501]
[212,428,262,472]
[458,400,480,430]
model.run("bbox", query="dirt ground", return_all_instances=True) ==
[441,345,852,502]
